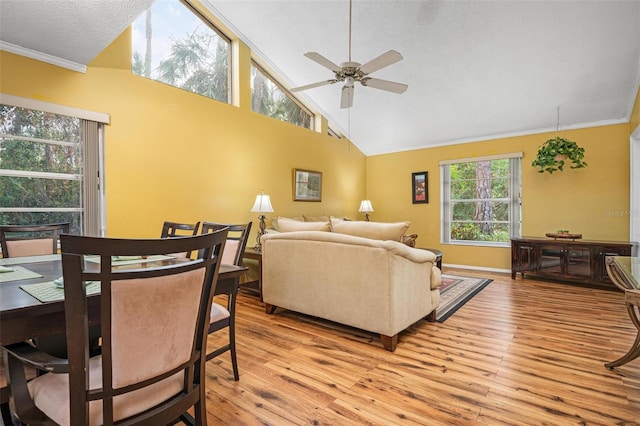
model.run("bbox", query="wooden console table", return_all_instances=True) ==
[604,256,640,369]
[511,237,634,289]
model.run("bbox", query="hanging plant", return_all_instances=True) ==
[531,136,587,174]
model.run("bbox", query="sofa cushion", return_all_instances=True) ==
[330,219,411,242]
[271,216,304,231]
[278,217,330,232]
[303,214,329,222]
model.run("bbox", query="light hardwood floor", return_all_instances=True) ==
[204,269,640,425]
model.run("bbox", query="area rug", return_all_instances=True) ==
[436,274,493,322]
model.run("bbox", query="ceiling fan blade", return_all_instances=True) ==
[304,52,342,73]
[340,85,354,109]
[361,77,408,94]
[358,50,403,75]
[291,79,337,92]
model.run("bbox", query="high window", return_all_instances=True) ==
[251,61,313,130]
[132,0,231,103]
[441,154,522,246]
[0,100,105,236]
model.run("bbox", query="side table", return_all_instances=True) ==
[242,248,263,301]
[417,247,443,270]
[604,256,640,369]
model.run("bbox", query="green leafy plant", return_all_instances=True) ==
[531,136,587,174]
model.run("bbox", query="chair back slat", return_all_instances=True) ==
[0,222,70,258]
[160,221,201,258]
[201,221,252,266]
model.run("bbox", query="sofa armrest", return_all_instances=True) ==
[430,265,442,289]
[383,240,437,264]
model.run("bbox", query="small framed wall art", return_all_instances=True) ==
[412,171,428,204]
[293,168,322,201]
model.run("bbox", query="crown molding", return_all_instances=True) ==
[0,41,86,73]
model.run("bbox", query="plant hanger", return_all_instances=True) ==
[531,106,587,174]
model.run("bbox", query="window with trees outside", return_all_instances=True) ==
[251,61,313,130]
[0,101,104,237]
[132,0,231,103]
[440,154,522,246]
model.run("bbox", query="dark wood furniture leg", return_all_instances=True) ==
[380,334,398,352]
[605,290,640,369]
[425,310,436,322]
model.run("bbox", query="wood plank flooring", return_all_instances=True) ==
[203,269,640,425]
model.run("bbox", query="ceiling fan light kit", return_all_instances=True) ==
[291,0,408,108]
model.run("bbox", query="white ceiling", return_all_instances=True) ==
[1,0,639,156]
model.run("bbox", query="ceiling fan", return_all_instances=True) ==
[290,0,408,109]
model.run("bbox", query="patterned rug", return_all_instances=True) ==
[436,274,493,322]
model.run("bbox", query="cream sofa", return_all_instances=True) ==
[261,230,442,351]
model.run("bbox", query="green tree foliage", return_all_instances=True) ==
[251,65,311,129]
[155,31,228,102]
[0,105,82,232]
[132,2,229,103]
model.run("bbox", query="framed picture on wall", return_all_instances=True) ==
[412,171,428,204]
[293,168,322,201]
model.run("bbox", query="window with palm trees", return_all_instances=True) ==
[251,61,313,130]
[131,0,231,103]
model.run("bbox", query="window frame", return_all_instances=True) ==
[328,127,341,139]
[440,153,522,248]
[0,94,107,237]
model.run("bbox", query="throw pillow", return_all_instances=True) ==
[329,215,353,222]
[271,216,304,231]
[303,214,330,222]
[278,217,330,232]
[401,234,418,247]
[330,219,411,241]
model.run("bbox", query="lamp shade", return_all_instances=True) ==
[250,192,274,213]
[358,200,374,213]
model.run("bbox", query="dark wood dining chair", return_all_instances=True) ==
[200,221,252,381]
[0,222,70,423]
[0,222,70,258]
[160,221,201,258]
[2,230,228,425]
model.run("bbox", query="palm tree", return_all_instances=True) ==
[156,29,228,102]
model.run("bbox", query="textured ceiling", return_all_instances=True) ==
[0,0,153,68]
[1,0,639,156]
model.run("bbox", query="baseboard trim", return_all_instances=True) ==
[443,263,511,274]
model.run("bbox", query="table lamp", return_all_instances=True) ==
[250,191,274,251]
[358,199,374,221]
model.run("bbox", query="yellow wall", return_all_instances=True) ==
[367,124,631,270]
[1,20,636,271]
[0,29,366,242]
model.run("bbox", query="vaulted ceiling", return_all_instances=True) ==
[1,1,639,156]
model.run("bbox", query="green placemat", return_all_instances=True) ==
[0,266,44,283]
[0,254,60,266]
[84,254,175,266]
[20,281,101,303]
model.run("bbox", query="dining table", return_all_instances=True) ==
[0,254,247,346]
